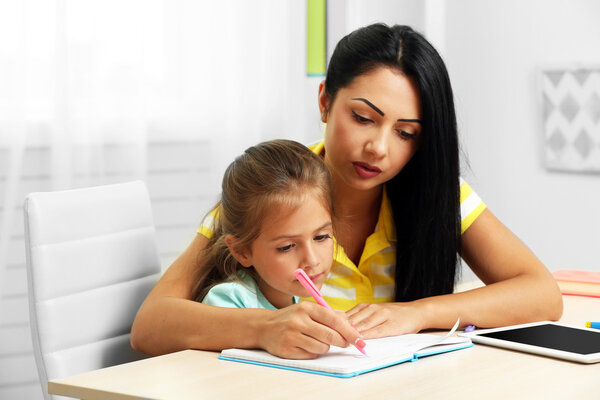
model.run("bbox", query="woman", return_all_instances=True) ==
[130,24,562,359]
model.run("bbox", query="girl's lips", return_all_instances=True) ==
[294,272,324,284]
[353,161,382,178]
[309,273,323,282]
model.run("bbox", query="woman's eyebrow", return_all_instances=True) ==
[352,97,384,116]
[352,97,421,123]
[398,118,422,124]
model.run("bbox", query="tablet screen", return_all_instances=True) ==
[478,324,600,355]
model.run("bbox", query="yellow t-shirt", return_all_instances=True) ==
[198,140,486,311]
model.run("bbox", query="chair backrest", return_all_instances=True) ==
[24,180,161,400]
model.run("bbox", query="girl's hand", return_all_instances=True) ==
[258,301,361,359]
[346,302,425,339]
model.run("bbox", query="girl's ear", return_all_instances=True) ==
[224,234,253,267]
[318,80,329,123]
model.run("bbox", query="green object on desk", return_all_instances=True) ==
[306,0,326,76]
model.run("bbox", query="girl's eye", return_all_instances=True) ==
[314,234,331,242]
[277,244,294,252]
[397,129,417,140]
[352,110,372,123]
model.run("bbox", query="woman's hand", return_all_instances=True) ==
[258,301,361,359]
[346,302,425,339]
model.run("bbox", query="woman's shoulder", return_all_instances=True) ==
[459,177,487,234]
[197,206,220,237]
[307,139,324,155]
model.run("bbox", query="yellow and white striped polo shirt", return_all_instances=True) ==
[318,176,485,310]
[198,141,486,311]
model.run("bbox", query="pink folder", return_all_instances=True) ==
[552,269,600,298]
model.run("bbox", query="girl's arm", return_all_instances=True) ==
[130,234,361,358]
[346,209,563,337]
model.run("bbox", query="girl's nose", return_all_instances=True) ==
[301,244,320,272]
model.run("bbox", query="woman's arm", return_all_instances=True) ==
[346,209,563,337]
[130,234,361,358]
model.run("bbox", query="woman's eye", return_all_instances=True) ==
[314,234,331,242]
[277,244,294,252]
[352,110,372,123]
[397,129,417,140]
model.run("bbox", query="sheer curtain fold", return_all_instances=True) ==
[0,0,29,321]
[0,0,305,315]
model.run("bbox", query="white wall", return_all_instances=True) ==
[327,0,426,61]
[446,0,600,273]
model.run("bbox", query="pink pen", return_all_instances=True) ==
[294,268,367,356]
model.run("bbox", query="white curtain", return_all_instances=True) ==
[0,0,308,332]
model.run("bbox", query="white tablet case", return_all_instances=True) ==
[458,321,600,364]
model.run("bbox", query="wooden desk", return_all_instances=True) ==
[48,291,600,400]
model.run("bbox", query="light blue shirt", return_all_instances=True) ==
[201,271,299,310]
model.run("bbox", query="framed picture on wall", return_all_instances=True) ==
[539,65,600,172]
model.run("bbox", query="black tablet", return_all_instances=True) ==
[458,321,600,363]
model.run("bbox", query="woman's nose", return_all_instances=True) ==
[364,129,387,157]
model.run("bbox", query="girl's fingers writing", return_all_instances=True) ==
[259,302,360,358]
[304,302,362,347]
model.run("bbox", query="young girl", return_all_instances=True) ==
[192,139,335,311]
[131,23,562,359]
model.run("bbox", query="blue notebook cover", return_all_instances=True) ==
[219,333,473,378]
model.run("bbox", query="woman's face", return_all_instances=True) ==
[319,67,422,193]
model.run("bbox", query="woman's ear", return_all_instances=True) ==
[224,234,253,267]
[318,80,329,123]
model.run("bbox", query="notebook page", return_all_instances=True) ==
[222,336,416,375]
[220,323,469,376]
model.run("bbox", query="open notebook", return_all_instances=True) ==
[219,323,472,378]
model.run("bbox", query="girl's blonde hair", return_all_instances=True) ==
[192,139,333,302]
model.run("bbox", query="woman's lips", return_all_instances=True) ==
[353,161,382,178]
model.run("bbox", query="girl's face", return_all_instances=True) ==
[237,192,334,309]
[319,67,422,193]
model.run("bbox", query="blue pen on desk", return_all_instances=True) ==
[585,322,600,330]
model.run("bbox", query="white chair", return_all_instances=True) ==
[24,180,162,400]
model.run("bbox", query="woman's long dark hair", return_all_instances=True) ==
[325,24,461,301]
